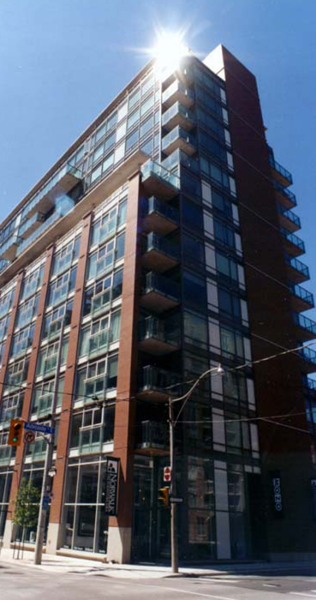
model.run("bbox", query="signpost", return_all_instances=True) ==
[24,431,35,444]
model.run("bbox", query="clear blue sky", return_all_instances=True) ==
[0,0,315,316]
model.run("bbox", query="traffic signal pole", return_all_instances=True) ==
[168,397,178,574]
[34,417,55,565]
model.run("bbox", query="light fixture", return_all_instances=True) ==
[48,466,57,478]
[216,364,224,375]
[153,31,189,75]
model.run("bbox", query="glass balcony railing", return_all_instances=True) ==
[140,365,181,395]
[137,420,169,450]
[141,160,180,193]
[162,102,195,130]
[162,126,196,155]
[278,204,301,229]
[0,234,22,261]
[293,312,316,336]
[143,197,179,225]
[273,180,297,207]
[284,254,310,280]
[303,375,316,391]
[20,162,82,221]
[298,347,316,366]
[16,196,75,257]
[280,227,305,253]
[142,272,180,302]
[143,232,180,261]
[162,149,199,175]
[139,315,181,347]
[88,329,109,356]
[269,153,293,185]
[289,284,314,308]
[162,80,195,107]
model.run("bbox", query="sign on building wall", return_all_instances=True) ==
[104,457,120,516]
[270,470,283,518]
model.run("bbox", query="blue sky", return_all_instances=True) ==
[0,0,315,316]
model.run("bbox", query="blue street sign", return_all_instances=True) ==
[25,422,55,435]
[42,495,50,509]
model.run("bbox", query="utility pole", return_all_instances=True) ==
[34,418,55,565]
[168,397,178,574]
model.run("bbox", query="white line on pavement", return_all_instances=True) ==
[132,582,237,600]
[290,593,316,598]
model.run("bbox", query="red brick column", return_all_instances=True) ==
[107,172,142,563]
[4,248,54,546]
[46,212,92,553]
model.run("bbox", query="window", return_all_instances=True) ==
[221,327,244,360]
[184,311,208,348]
[70,404,115,453]
[36,337,68,377]
[48,267,77,307]
[11,324,35,358]
[83,268,123,317]
[75,354,118,402]
[140,95,154,117]
[16,293,40,329]
[216,252,238,282]
[79,310,120,358]
[183,234,204,266]
[22,265,44,300]
[182,198,203,230]
[140,115,154,138]
[87,240,115,281]
[127,109,140,131]
[126,129,139,151]
[42,300,73,338]
[114,143,125,164]
[116,121,126,142]
[142,76,154,96]
[128,88,140,110]
[183,271,206,310]
[214,220,235,249]
[0,288,15,319]
[218,289,241,321]
[117,103,127,122]
[6,358,28,390]
[199,133,227,164]
[53,236,81,276]
[0,393,23,427]
[0,315,10,340]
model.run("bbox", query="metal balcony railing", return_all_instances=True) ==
[143,197,179,225]
[278,204,301,229]
[289,284,314,308]
[143,232,180,261]
[269,153,293,184]
[285,254,310,279]
[139,315,180,347]
[293,312,316,336]
[280,227,305,253]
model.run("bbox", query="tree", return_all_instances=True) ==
[12,478,40,557]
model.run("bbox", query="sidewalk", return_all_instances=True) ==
[1,548,316,579]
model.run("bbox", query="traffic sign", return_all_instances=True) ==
[169,497,183,504]
[42,495,50,510]
[24,431,35,444]
[25,422,55,435]
[163,466,171,482]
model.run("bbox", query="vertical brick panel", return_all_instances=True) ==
[0,272,24,404]
[109,172,142,529]
[49,212,92,524]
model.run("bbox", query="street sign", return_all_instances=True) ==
[104,458,120,516]
[169,497,183,504]
[42,495,50,510]
[24,431,35,444]
[163,466,171,482]
[25,422,55,435]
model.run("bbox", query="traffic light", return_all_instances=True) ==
[8,419,24,446]
[158,486,169,508]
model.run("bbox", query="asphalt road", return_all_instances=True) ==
[3,562,316,599]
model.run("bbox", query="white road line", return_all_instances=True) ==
[133,582,237,600]
[290,593,316,598]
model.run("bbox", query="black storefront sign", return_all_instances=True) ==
[270,470,284,518]
[105,457,120,516]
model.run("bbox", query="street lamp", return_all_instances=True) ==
[168,364,224,574]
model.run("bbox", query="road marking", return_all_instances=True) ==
[132,582,237,600]
[290,593,316,598]
[263,584,278,587]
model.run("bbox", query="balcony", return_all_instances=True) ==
[139,315,180,356]
[136,420,169,456]
[142,197,179,236]
[285,254,310,283]
[21,163,82,222]
[273,180,297,209]
[18,212,45,239]
[293,312,316,341]
[141,272,180,313]
[298,347,316,371]
[141,160,180,200]
[162,126,196,157]
[289,283,315,312]
[142,233,180,273]
[278,204,301,233]
[162,80,195,109]
[162,102,195,132]
[269,152,293,188]
[0,234,23,261]
[162,148,199,175]
[303,375,316,394]
[138,365,181,402]
[280,227,305,257]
